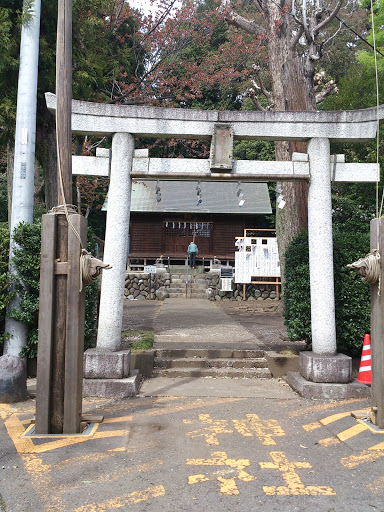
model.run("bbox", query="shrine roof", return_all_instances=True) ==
[103,180,272,215]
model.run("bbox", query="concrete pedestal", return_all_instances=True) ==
[83,370,140,398]
[286,351,370,399]
[299,351,352,383]
[83,349,140,397]
[286,372,371,399]
[84,349,131,379]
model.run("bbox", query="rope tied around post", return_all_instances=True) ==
[347,249,381,285]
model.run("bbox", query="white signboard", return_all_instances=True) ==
[221,278,233,291]
[234,237,280,283]
[144,265,157,274]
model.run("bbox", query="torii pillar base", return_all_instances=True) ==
[82,349,140,398]
[286,352,370,399]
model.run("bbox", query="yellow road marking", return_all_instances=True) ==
[371,441,384,450]
[4,414,129,454]
[302,421,321,432]
[233,413,285,445]
[320,411,354,426]
[289,398,368,418]
[184,414,233,445]
[187,451,256,495]
[303,409,369,440]
[260,451,336,496]
[337,423,368,442]
[102,415,133,424]
[366,476,384,495]
[147,397,244,417]
[341,440,384,468]
[0,404,13,420]
[22,454,65,511]
[72,485,166,512]
[318,437,340,447]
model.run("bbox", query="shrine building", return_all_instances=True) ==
[102,179,272,269]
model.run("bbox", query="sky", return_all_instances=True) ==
[128,0,182,16]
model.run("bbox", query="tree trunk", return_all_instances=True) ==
[36,110,58,211]
[265,3,316,282]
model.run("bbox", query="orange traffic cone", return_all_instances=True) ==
[357,334,371,386]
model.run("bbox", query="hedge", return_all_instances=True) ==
[4,221,99,358]
[284,230,371,357]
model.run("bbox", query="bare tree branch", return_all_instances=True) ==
[322,20,343,46]
[252,66,273,103]
[246,88,267,111]
[219,0,264,36]
[251,0,263,14]
[315,80,338,103]
[313,0,344,36]
[290,25,304,51]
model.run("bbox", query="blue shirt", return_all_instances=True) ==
[188,242,198,254]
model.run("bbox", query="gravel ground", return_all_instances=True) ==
[122,298,307,354]
[214,299,306,353]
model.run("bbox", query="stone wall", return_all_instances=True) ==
[205,272,277,301]
[124,270,170,301]
[124,270,279,301]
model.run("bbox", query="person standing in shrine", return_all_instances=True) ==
[187,240,198,268]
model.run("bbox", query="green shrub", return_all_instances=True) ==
[9,220,99,357]
[0,226,11,351]
[284,229,370,357]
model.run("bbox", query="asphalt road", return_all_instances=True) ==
[1,393,382,512]
[0,299,379,511]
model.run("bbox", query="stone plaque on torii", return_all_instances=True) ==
[45,93,383,424]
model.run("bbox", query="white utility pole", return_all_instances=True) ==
[4,0,41,357]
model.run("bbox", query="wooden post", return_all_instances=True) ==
[56,0,72,205]
[35,215,56,433]
[36,0,88,434]
[35,214,87,434]
[64,214,87,433]
[370,218,384,428]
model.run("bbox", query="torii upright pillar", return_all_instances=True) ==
[82,132,140,398]
[287,137,358,397]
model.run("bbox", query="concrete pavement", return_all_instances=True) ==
[1,298,379,511]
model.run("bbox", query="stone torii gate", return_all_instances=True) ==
[46,93,382,399]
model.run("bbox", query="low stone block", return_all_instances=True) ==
[83,349,130,379]
[0,355,27,403]
[265,351,299,378]
[300,351,352,383]
[83,370,140,398]
[130,351,154,377]
[286,372,370,400]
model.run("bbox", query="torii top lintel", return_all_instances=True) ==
[45,92,384,143]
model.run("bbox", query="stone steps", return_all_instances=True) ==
[169,271,209,299]
[153,348,272,379]
[152,367,271,379]
[156,357,268,369]
[168,292,208,299]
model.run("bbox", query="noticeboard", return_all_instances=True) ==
[234,237,280,284]
[221,278,233,291]
[144,265,157,274]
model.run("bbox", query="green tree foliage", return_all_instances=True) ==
[0,2,21,147]
[0,0,142,143]
[0,227,11,352]
[7,221,99,358]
